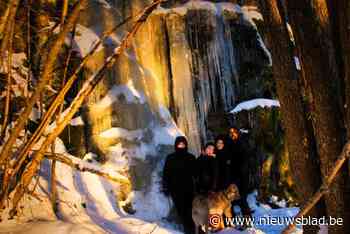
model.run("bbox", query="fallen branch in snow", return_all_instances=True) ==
[282,141,350,234]
[8,0,163,217]
[44,152,130,184]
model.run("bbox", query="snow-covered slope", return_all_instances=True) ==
[0,138,303,234]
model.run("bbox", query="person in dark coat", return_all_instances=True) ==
[195,142,219,194]
[215,135,231,190]
[162,136,196,234]
[225,127,252,217]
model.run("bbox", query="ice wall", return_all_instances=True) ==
[64,0,272,221]
[77,0,270,155]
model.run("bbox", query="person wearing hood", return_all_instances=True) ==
[195,142,219,194]
[162,136,196,234]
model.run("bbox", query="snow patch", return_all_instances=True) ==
[72,24,102,57]
[270,195,287,208]
[241,6,264,22]
[257,35,272,66]
[70,116,84,126]
[294,56,301,71]
[94,0,112,9]
[154,1,241,17]
[100,127,143,141]
[94,82,146,109]
[230,99,280,114]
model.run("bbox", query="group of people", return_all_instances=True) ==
[162,127,252,234]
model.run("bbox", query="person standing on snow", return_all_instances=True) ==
[162,136,196,234]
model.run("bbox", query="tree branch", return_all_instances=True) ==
[0,0,87,166]
[8,0,163,217]
[0,0,21,65]
[9,4,137,187]
[44,152,130,184]
[282,141,350,234]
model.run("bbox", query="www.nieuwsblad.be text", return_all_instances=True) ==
[208,214,343,227]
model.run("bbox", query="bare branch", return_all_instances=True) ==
[8,0,163,217]
[10,7,133,182]
[60,0,69,27]
[45,152,130,184]
[0,0,87,165]
[0,20,14,139]
[0,0,21,65]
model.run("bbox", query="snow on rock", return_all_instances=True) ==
[70,116,85,126]
[269,195,287,208]
[230,99,280,114]
[155,1,240,17]
[100,128,143,141]
[241,5,264,22]
[245,191,302,234]
[294,56,301,71]
[93,81,146,109]
[153,106,184,146]
[106,143,130,171]
[155,1,263,25]
[94,0,112,9]
[131,167,172,221]
[29,107,41,122]
[257,35,272,66]
[12,53,27,68]
[72,24,102,57]
[0,52,30,98]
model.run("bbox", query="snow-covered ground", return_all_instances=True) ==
[0,135,304,234]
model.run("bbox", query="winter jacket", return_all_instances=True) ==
[220,136,248,192]
[162,150,196,196]
[195,154,219,194]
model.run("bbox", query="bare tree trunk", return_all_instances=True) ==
[60,0,69,26]
[29,0,50,80]
[283,141,350,234]
[0,20,14,140]
[258,1,325,232]
[0,2,10,36]
[7,0,162,217]
[0,0,20,65]
[0,0,87,166]
[328,0,350,136]
[286,1,350,233]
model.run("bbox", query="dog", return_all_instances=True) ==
[192,184,240,234]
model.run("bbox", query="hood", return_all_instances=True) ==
[174,136,188,152]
